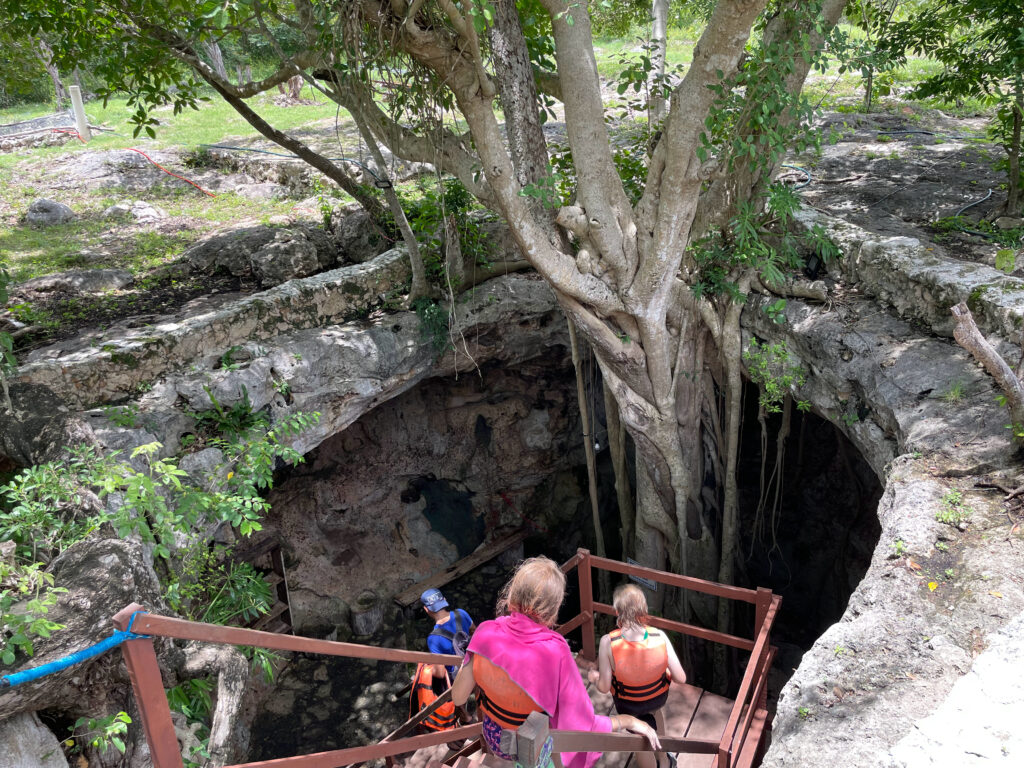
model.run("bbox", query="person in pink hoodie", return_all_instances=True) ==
[452,556,660,768]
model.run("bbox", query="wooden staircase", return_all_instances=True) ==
[233,536,293,634]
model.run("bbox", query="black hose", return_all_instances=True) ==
[953,188,993,218]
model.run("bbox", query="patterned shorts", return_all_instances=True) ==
[481,715,516,761]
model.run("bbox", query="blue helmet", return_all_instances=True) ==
[420,588,449,611]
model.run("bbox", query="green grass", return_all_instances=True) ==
[0,88,328,284]
[0,91,348,155]
[0,189,299,283]
[593,24,699,80]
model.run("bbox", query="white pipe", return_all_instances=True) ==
[69,85,91,141]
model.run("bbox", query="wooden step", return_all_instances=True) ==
[252,601,289,631]
[393,528,529,607]
[263,618,291,634]
[263,571,284,588]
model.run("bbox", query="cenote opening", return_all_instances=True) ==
[245,362,882,760]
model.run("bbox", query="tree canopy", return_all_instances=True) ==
[1,1,857,638]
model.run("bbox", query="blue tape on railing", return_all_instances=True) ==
[1,611,149,690]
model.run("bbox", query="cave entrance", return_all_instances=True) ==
[247,360,882,759]
[733,381,882,685]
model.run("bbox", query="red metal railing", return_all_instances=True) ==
[557,550,781,768]
[111,549,777,768]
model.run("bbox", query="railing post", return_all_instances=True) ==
[517,711,552,768]
[113,604,183,768]
[576,548,596,662]
[753,589,772,712]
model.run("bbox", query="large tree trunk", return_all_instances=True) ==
[603,380,635,560]
[489,0,551,189]
[568,319,609,599]
[634,462,669,613]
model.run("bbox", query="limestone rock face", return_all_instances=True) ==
[331,203,388,264]
[0,538,170,723]
[185,222,335,282]
[250,229,323,286]
[886,610,1024,766]
[795,207,1024,344]
[758,208,1024,768]
[25,199,74,226]
[0,712,69,768]
[102,200,167,222]
[17,269,134,295]
[762,469,1023,768]
[0,383,96,467]
[264,341,580,633]
[992,216,1023,230]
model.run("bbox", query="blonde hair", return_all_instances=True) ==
[497,556,566,627]
[613,584,650,630]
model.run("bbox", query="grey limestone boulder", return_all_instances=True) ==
[332,203,388,264]
[102,200,166,223]
[185,222,335,284]
[17,268,133,295]
[178,447,227,493]
[0,712,69,768]
[251,229,322,286]
[992,216,1023,230]
[236,182,289,201]
[25,199,74,226]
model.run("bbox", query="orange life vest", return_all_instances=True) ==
[472,653,544,729]
[410,663,457,731]
[609,627,670,703]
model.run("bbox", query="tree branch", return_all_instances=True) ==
[749,273,828,302]
[358,1,625,315]
[951,302,1024,428]
[540,0,636,285]
[316,68,496,208]
[633,0,768,308]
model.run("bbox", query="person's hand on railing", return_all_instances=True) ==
[610,715,662,751]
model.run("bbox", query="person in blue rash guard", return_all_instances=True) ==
[422,588,475,681]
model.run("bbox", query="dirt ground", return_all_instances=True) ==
[794,110,1022,271]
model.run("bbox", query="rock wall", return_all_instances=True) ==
[263,355,585,634]
[757,210,1024,767]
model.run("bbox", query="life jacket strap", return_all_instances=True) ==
[477,688,536,728]
[612,673,671,701]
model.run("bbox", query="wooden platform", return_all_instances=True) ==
[580,658,734,768]
[401,658,743,768]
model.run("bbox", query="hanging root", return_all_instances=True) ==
[749,396,792,565]
[750,403,769,558]
[768,396,792,556]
